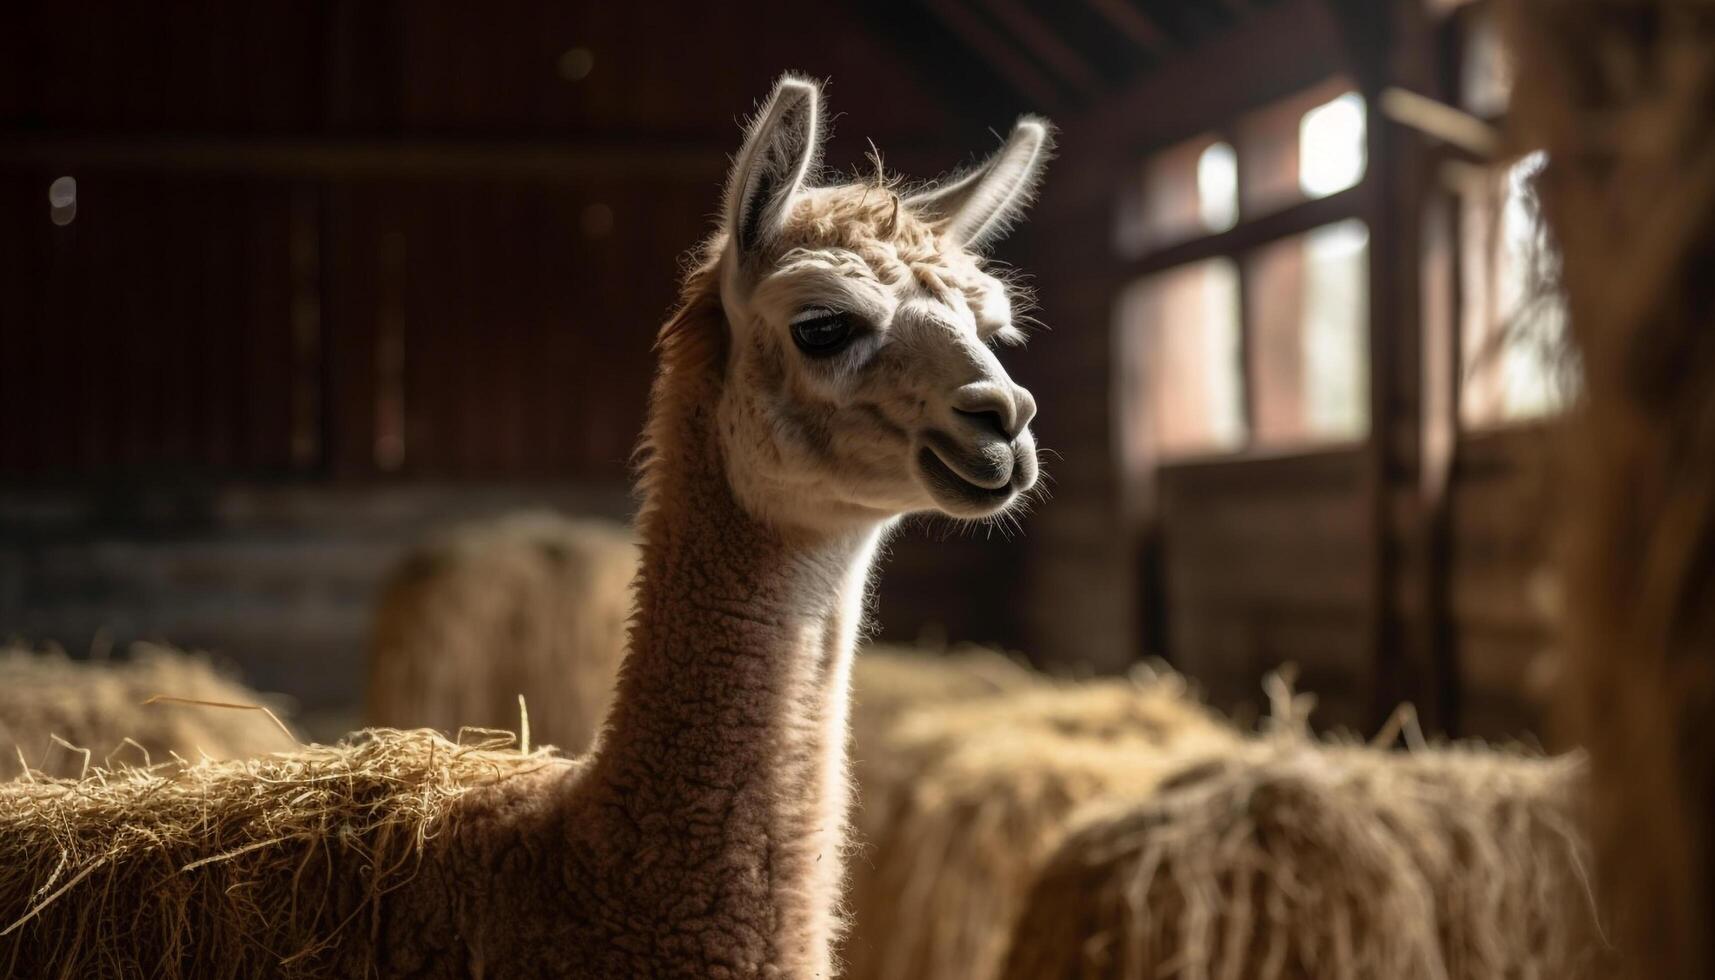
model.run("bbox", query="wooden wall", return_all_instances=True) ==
[0,0,1043,724]
[1156,450,1374,729]
[0,0,1007,483]
[1444,427,1556,738]
[0,0,1559,740]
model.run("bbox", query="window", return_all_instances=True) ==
[1236,79,1368,218]
[1197,142,1239,233]
[1460,151,1567,425]
[1444,1,1565,426]
[1298,93,1367,198]
[1118,80,1372,466]
[1247,220,1370,444]
[1118,259,1244,462]
[1121,134,1241,254]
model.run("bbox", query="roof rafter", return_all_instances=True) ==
[1082,0,1172,56]
[921,0,1064,109]
[982,0,1106,100]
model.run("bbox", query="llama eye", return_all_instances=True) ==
[789,309,855,357]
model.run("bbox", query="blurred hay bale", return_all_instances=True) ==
[1001,734,1606,980]
[1503,2,1715,975]
[0,726,564,978]
[0,644,300,780]
[843,662,1239,980]
[366,512,637,756]
[850,642,1038,744]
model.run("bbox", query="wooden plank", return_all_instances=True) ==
[0,135,732,182]
[1126,187,1363,278]
[982,0,1105,99]
[0,174,49,473]
[1082,0,1170,55]
[319,180,378,478]
[1155,443,1368,492]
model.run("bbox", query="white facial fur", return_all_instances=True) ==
[713,75,1051,536]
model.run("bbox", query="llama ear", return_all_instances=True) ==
[908,117,1054,250]
[725,75,823,257]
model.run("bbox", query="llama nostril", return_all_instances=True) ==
[952,382,1035,441]
[953,406,1010,440]
[951,382,1030,441]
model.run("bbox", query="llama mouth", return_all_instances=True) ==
[918,446,1019,513]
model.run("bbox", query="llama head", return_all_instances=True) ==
[702,74,1051,535]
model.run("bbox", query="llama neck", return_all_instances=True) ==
[581,395,880,977]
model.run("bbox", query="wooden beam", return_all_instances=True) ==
[0,135,733,182]
[1418,188,1463,736]
[1425,0,1482,15]
[1380,86,1503,159]
[1125,186,1363,279]
[983,0,1106,100]
[854,0,1030,126]
[1083,0,1170,55]
[921,0,1062,109]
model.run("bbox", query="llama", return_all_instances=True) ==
[0,75,1053,978]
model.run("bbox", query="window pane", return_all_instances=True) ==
[1118,259,1245,461]
[1235,78,1364,218]
[1246,220,1371,446]
[1299,92,1367,199]
[1461,152,1568,425]
[1120,134,1235,255]
[1197,141,1239,233]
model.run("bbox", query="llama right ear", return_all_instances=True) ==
[906,117,1053,251]
[725,75,822,257]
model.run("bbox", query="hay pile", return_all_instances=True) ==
[0,727,568,978]
[366,512,637,756]
[1000,731,1607,980]
[849,642,1038,741]
[0,644,300,780]
[1503,2,1715,975]
[843,659,1239,980]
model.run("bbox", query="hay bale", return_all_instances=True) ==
[0,644,300,780]
[881,665,1228,750]
[0,727,567,978]
[1001,737,1608,980]
[1503,2,1715,974]
[366,512,637,756]
[850,642,1038,742]
[842,664,1239,980]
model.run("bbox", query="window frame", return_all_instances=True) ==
[1119,74,1372,471]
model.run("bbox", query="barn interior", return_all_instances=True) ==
[1,0,1550,743]
[13,1,1690,976]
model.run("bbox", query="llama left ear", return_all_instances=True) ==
[908,117,1054,251]
[725,75,823,257]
